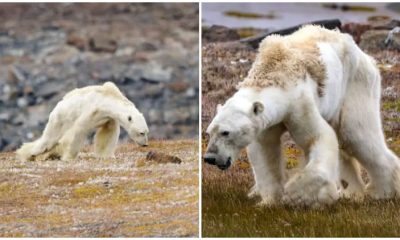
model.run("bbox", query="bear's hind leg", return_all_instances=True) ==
[339,150,365,200]
[338,59,400,199]
[27,115,64,157]
[59,118,91,161]
[94,119,120,158]
[339,105,400,199]
[247,123,286,206]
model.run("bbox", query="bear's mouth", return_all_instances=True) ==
[217,157,231,170]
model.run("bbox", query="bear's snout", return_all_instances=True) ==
[204,153,216,165]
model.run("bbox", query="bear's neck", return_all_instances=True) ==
[106,103,138,130]
[235,87,290,129]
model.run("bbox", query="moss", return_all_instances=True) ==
[72,185,108,198]
[0,183,16,193]
[382,100,400,112]
[283,147,302,169]
[235,28,263,38]
[224,10,277,19]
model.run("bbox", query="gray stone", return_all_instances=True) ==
[0,112,12,122]
[17,97,28,108]
[35,81,69,99]
[130,62,173,83]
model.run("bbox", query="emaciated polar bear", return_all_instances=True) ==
[204,25,400,207]
[17,82,149,161]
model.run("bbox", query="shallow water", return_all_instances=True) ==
[202,3,400,30]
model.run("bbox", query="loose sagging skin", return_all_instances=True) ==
[16,82,149,161]
[204,25,400,207]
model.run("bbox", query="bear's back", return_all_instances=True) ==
[63,82,131,105]
[239,25,346,90]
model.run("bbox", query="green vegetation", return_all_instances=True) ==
[203,175,400,237]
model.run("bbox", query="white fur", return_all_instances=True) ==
[206,28,400,207]
[16,82,149,161]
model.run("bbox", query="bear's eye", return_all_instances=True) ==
[221,131,230,137]
[140,132,145,136]
[128,116,132,122]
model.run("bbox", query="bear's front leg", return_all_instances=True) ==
[94,119,120,159]
[283,100,339,208]
[247,124,286,206]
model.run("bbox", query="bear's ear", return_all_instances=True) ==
[252,101,264,115]
[217,104,222,112]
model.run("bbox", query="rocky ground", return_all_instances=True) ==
[202,18,400,237]
[0,139,199,237]
[0,3,199,151]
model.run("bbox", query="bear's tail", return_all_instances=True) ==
[16,141,37,161]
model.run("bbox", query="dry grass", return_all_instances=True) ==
[202,151,400,237]
[0,139,198,237]
[202,34,400,237]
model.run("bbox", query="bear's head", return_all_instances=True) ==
[125,110,149,147]
[204,98,264,170]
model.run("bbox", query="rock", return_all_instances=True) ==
[89,36,117,53]
[0,137,8,150]
[167,81,189,93]
[35,81,69,99]
[132,51,150,62]
[9,66,27,83]
[186,87,196,98]
[359,29,400,51]
[43,45,80,64]
[129,62,173,83]
[146,151,182,164]
[137,42,158,52]
[148,109,163,124]
[142,84,164,97]
[202,25,240,43]
[163,107,191,124]
[2,84,20,101]
[67,34,86,51]
[11,113,24,125]
[17,97,28,108]
[115,47,134,57]
[0,112,12,122]
[143,65,172,83]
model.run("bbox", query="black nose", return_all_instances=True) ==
[204,157,216,165]
[217,157,232,170]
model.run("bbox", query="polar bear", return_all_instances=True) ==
[204,25,400,207]
[17,81,149,161]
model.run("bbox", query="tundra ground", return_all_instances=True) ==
[0,140,198,237]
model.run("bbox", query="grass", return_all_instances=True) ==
[202,28,400,237]
[224,10,278,19]
[0,139,198,237]
[202,161,400,237]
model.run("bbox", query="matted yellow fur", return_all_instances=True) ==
[238,25,343,95]
[63,82,133,106]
